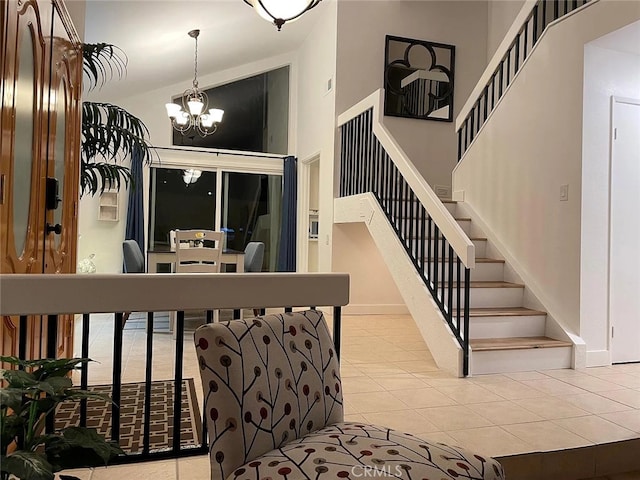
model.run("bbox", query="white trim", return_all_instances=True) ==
[587,349,611,367]
[152,147,284,175]
[455,0,598,132]
[298,152,321,272]
[0,273,350,315]
[337,90,475,269]
[341,304,409,315]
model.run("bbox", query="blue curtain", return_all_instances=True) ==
[277,156,297,272]
[125,146,145,258]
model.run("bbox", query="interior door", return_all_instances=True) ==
[42,1,81,358]
[0,0,79,361]
[1,0,52,361]
[610,98,640,363]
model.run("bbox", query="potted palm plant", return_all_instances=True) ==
[81,43,154,196]
[0,356,123,480]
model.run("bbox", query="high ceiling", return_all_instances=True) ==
[83,0,326,99]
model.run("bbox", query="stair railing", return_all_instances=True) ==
[456,0,592,160]
[337,90,475,375]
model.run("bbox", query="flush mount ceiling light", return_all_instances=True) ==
[243,0,322,31]
[165,30,224,137]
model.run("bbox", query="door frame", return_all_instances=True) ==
[608,95,640,363]
[297,152,320,272]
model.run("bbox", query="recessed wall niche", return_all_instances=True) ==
[384,35,455,122]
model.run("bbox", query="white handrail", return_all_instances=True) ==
[455,0,597,131]
[337,90,475,269]
[0,273,350,315]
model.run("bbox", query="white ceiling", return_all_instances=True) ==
[83,0,326,99]
[590,20,640,57]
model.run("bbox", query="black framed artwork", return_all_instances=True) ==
[384,35,456,122]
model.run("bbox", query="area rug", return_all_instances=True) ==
[55,378,202,454]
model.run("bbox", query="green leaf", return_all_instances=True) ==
[0,387,24,411]
[0,451,54,480]
[44,427,123,470]
[1,370,38,389]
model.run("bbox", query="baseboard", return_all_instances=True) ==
[341,304,409,315]
[587,349,611,367]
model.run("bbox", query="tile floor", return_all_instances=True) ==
[67,312,640,479]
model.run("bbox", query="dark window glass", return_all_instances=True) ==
[149,168,216,250]
[172,66,289,154]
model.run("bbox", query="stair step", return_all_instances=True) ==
[469,281,523,288]
[426,259,504,281]
[429,257,503,263]
[470,336,573,351]
[467,307,546,317]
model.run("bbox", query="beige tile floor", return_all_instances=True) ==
[67,312,640,479]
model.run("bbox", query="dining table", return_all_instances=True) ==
[147,246,245,273]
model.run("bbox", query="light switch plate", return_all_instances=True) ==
[560,184,569,201]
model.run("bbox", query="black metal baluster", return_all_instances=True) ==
[45,315,58,434]
[333,306,342,360]
[208,310,215,323]
[18,315,27,362]
[515,33,521,74]
[448,246,454,319]
[440,236,447,302]
[483,86,489,124]
[456,257,462,333]
[427,216,433,284]
[498,61,504,99]
[408,190,415,258]
[79,313,90,427]
[470,107,475,142]
[173,310,185,453]
[524,18,529,59]
[463,268,471,376]
[111,312,124,443]
[554,0,559,20]
[542,0,548,32]
[419,206,426,278]
[533,4,539,44]
[142,312,154,455]
[506,51,511,87]
[433,225,440,299]
[340,128,346,196]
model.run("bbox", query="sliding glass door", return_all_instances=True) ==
[149,167,282,271]
[221,172,282,271]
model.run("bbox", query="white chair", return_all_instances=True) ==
[170,229,224,333]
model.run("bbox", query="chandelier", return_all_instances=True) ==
[165,30,224,137]
[243,0,322,31]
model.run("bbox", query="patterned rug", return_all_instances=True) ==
[55,379,202,454]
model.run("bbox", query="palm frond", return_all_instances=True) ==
[80,162,132,197]
[82,43,127,92]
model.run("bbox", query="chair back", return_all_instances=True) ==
[194,310,343,480]
[243,241,264,272]
[174,230,223,273]
[122,240,145,273]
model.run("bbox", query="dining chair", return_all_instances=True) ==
[122,240,145,324]
[243,242,265,317]
[171,229,224,333]
[194,310,505,480]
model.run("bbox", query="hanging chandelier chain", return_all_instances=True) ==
[193,34,199,89]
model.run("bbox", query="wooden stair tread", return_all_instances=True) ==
[470,336,572,351]
[428,257,503,263]
[464,307,547,317]
[469,281,524,288]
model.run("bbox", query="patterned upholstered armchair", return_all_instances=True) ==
[195,310,505,480]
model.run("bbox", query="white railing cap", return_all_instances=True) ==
[0,273,350,316]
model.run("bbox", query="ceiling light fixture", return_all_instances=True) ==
[165,30,224,137]
[183,169,202,185]
[243,0,322,31]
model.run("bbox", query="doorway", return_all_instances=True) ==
[610,97,640,363]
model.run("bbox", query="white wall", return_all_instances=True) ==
[487,0,525,61]
[581,43,640,365]
[335,0,488,190]
[296,0,338,273]
[453,0,640,342]
[332,223,407,314]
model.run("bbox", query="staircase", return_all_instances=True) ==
[439,200,572,375]
[335,91,576,376]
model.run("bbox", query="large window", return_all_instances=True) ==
[172,66,290,155]
[149,166,282,271]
